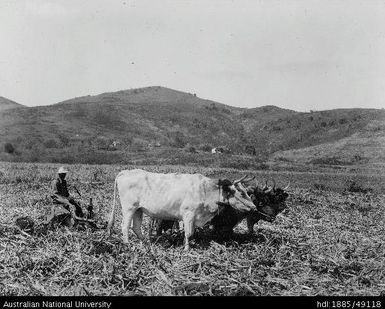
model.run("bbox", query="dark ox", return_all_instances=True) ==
[149,219,180,237]
[210,178,289,234]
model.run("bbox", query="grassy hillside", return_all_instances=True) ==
[0,86,384,165]
[0,96,24,111]
[0,87,246,151]
[271,119,385,165]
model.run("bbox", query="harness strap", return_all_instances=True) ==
[255,209,273,220]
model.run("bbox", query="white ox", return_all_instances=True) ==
[106,169,256,250]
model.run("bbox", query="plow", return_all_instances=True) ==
[14,195,105,236]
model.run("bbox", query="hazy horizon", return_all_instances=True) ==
[1,0,384,112]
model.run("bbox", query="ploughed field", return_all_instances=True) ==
[1,162,385,296]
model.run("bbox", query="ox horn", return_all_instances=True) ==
[233,175,248,185]
[243,175,256,183]
[283,181,291,190]
[262,180,268,190]
[271,179,276,190]
[255,180,259,188]
[237,182,252,199]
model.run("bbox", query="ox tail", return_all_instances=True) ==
[106,175,119,235]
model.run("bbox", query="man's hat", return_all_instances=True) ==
[58,166,69,174]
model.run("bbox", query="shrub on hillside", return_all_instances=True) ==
[131,139,148,152]
[24,139,42,150]
[95,137,110,150]
[310,157,347,166]
[170,132,188,148]
[184,144,197,153]
[198,144,212,152]
[276,156,291,162]
[28,144,46,162]
[44,139,59,149]
[257,163,269,170]
[122,136,134,146]
[58,134,70,147]
[219,158,250,170]
[314,183,328,191]
[93,108,116,128]
[4,143,15,154]
[345,181,372,194]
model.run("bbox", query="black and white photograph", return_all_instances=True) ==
[0,0,385,301]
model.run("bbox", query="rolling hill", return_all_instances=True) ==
[271,118,385,165]
[0,96,24,111]
[0,86,384,165]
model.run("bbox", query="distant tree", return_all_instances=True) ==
[4,143,15,154]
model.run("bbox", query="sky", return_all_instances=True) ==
[0,0,384,111]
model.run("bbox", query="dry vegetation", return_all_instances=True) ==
[1,162,385,296]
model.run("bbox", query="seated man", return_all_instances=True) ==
[51,166,84,218]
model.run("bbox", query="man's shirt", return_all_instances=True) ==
[52,177,70,198]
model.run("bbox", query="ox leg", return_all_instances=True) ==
[132,209,145,240]
[121,209,135,244]
[148,219,156,239]
[246,216,259,234]
[246,217,254,234]
[173,221,180,233]
[182,213,195,251]
[155,219,163,236]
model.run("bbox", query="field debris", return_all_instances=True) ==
[15,216,35,234]
[1,162,385,296]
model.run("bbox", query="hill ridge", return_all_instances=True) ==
[0,86,384,165]
[0,96,24,111]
